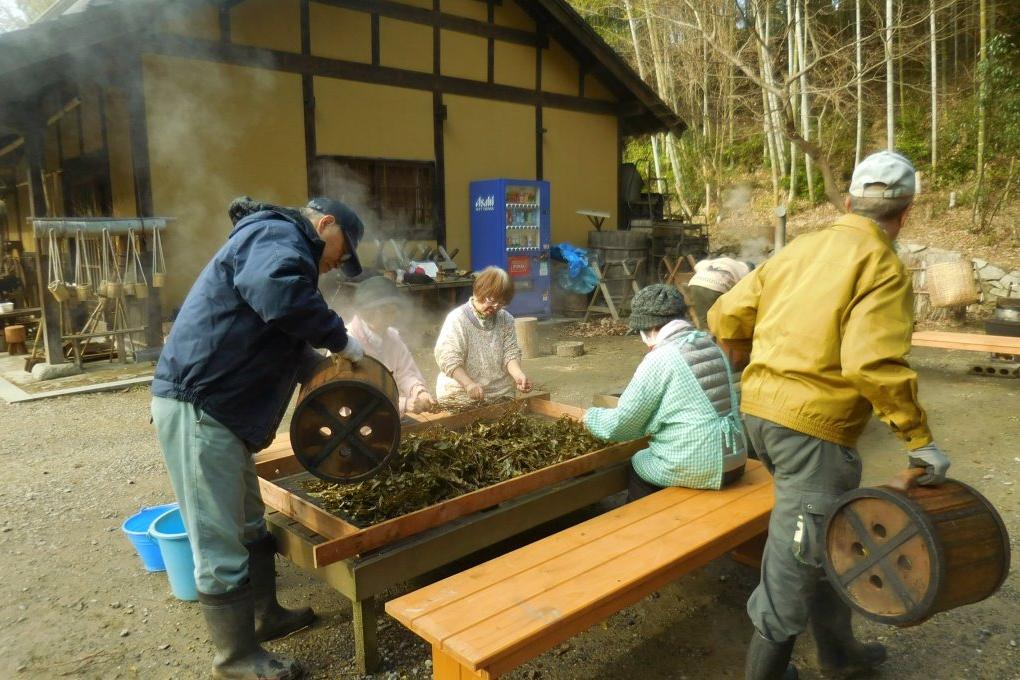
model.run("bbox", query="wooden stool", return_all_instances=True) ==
[5,324,27,355]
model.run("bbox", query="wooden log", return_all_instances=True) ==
[555,341,584,357]
[4,324,26,344]
[514,316,538,359]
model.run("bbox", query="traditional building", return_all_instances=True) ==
[0,0,683,360]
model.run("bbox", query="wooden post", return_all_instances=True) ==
[352,596,379,674]
[125,57,164,351]
[514,316,538,359]
[23,116,66,365]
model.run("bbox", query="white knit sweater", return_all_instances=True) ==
[434,302,521,400]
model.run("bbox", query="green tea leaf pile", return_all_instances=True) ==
[302,405,605,525]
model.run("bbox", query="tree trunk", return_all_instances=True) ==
[622,0,663,192]
[643,0,688,211]
[886,0,895,150]
[930,0,938,176]
[797,0,814,202]
[787,2,799,202]
[855,0,864,165]
[974,0,987,227]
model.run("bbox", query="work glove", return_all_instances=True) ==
[908,443,950,486]
[338,335,364,363]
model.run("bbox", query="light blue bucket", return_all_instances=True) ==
[121,503,178,572]
[148,508,198,601]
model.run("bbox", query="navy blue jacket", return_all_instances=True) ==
[152,207,349,451]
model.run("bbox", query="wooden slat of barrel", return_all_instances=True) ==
[824,479,1010,627]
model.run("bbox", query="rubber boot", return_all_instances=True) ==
[247,533,316,642]
[810,581,887,678]
[199,584,303,680]
[745,630,799,680]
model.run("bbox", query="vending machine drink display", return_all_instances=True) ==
[469,179,551,318]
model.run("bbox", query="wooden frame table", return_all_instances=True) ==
[255,397,646,673]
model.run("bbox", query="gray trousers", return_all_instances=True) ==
[744,414,862,642]
[151,396,267,595]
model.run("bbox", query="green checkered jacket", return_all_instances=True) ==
[585,330,745,489]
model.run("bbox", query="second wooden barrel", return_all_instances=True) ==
[290,355,401,484]
[824,477,1010,626]
[588,229,650,311]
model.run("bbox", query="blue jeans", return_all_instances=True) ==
[151,396,267,595]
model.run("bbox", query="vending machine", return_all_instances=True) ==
[469,179,551,318]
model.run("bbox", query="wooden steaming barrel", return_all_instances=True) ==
[824,472,1010,627]
[290,355,401,484]
[587,229,649,311]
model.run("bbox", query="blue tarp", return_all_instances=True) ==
[550,243,598,294]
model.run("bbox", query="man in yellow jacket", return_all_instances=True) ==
[709,151,950,680]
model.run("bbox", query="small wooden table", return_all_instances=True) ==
[397,277,474,310]
[577,209,610,232]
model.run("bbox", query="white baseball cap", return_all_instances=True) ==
[849,151,916,198]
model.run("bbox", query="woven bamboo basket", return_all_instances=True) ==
[926,260,978,308]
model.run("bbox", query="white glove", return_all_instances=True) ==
[908,443,950,486]
[338,335,364,363]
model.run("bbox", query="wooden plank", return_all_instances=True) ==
[257,476,361,540]
[312,436,644,566]
[912,331,1020,353]
[385,463,766,628]
[406,468,770,642]
[485,508,767,677]
[442,485,773,671]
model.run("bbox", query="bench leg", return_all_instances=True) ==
[730,530,768,569]
[353,597,379,674]
[432,645,491,680]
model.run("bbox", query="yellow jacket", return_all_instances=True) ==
[708,213,932,450]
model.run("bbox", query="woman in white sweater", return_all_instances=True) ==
[434,267,532,401]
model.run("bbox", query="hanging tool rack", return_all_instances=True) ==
[30,217,170,367]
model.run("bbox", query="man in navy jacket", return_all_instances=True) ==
[151,196,365,680]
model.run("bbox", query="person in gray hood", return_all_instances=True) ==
[151,196,365,680]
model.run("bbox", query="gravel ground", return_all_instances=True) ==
[0,329,1017,679]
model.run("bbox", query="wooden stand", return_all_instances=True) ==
[583,261,641,322]
[514,317,538,359]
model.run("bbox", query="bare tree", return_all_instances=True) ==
[885,0,895,150]
[973,0,987,226]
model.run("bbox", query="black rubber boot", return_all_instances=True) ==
[248,533,316,642]
[745,630,799,680]
[199,584,303,680]
[810,580,887,678]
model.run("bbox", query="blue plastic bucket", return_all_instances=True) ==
[121,503,177,572]
[148,508,198,601]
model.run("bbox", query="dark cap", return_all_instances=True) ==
[307,197,364,278]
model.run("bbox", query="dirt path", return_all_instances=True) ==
[0,327,1017,679]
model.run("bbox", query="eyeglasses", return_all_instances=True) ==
[480,298,505,309]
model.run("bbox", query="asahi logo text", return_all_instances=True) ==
[474,195,495,212]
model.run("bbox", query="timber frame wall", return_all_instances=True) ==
[140,0,632,247]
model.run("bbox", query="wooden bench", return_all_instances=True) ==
[386,460,773,679]
[912,330,1020,355]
